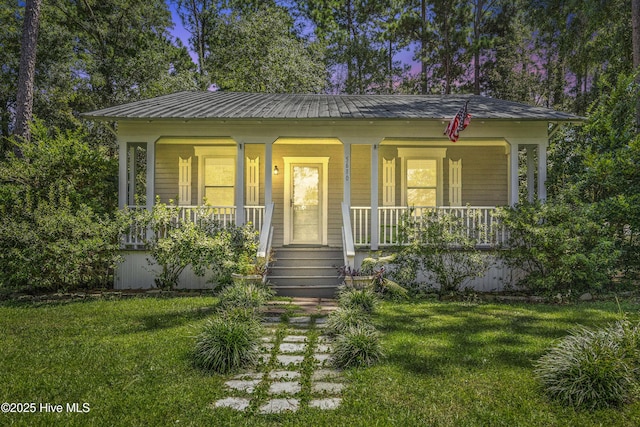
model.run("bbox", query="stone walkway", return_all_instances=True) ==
[212,314,344,414]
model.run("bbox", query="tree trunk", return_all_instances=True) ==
[14,0,42,142]
[632,0,640,131]
[473,0,483,95]
[420,0,428,94]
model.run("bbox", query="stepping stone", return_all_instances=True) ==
[263,316,281,323]
[268,381,301,395]
[312,382,345,394]
[261,336,274,342]
[232,372,263,380]
[289,316,311,324]
[279,343,306,353]
[313,353,331,364]
[224,379,261,393]
[259,398,299,414]
[309,398,342,410]
[317,335,332,343]
[311,369,342,381]
[315,317,328,324]
[213,397,251,411]
[259,353,271,363]
[269,370,301,380]
[276,355,305,366]
[316,344,332,353]
[282,335,307,342]
[261,343,275,351]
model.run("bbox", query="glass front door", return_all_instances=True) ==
[290,164,322,244]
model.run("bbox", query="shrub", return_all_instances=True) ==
[193,315,262,374]
[534,321,640,409]
[217,281,275,312]
[396,209,490,295]
[326,308,374,337]
[331,325,384,368]
[495,201,620,294]
[337,286,379,314]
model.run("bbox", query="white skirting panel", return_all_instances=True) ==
[115,251,218,290]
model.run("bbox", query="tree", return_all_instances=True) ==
[173,0,218,77]
[633,0,640,129]
[13,0,42,142]
[204,5,326,93]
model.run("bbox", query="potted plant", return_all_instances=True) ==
[336,265,374,289]
[231,253,271,285]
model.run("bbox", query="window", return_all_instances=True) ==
[398,147,447,207]
[406,159,437,206]
[204,157,235,206]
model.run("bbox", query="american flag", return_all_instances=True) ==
[444,101,471,142]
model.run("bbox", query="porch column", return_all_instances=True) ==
[236,143,245,225]
[371,144,379,250]
[128,144,136,206]
[509,142,519,206]
[538,142,547,201]
[343,142,351,206]
[526,145,535,203]
[118,139,127,209]
[145,140,155,210]
[264,141,273,206]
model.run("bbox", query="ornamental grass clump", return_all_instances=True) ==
[331,325,384,368]
[534,320,640,409]
[217,280,274,312]
[193,314,262,374]
[326,307,374,337]
[338,286,379,314]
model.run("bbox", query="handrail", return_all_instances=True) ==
[257,202,274,259]
[341,202,356,267]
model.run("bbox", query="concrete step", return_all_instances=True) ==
[269,284,339,299]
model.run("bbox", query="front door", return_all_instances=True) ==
[283,157,329,245]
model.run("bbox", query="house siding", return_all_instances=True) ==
[350,145,371,206]
[155,144,197,204]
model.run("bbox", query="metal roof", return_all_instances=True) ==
[83,91,582,122]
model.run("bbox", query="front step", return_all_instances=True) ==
[268,247,344,298]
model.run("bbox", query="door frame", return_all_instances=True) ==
[283,157,329,245]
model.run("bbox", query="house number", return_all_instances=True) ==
[345,155,350,182]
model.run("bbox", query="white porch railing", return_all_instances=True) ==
[123,205,265,249]
[350,206,507,247]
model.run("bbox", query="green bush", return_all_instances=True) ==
[192,315,262,374]
[496,201,620,294]
[331,325,384,368]
[534,321,640,409]
[217,281,274,312]
[338,286,378,314]
[326,308,374,337]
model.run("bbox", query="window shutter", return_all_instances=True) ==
[178,157,192,206]
[246,156,259,205]
[449,159,462,206]
[383,157,395,206]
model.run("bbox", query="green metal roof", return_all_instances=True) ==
[83,91,583,122]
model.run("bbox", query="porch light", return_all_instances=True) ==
[273,165,279,175]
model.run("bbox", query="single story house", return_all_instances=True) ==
[84,91,581,296]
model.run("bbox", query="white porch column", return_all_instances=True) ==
[264,141,272,206]
[118,139,127,209]
[371,144,379,250]
[145,140,155,210]
[236,143,245,225]
[509,142,519,206]
[538,142,547,201]
[343,142,351,206]
[526,145,535,203]
[128,145,136,206]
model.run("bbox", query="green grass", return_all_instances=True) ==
[1,296,640,426]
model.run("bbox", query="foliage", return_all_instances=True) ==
[204,5,326,93]
[337,286,379,314]
[496,201,620,295]
[132,201,259,290]
[192,314,262,374]
[534,320,640,409]
[0,124,122,291]
[325,307,375,337]
[217,281,274,312]
[395,210,490,295]
[331,324,384,368]
[360,260,409,300]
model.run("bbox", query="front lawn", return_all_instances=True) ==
[1,296,639,426]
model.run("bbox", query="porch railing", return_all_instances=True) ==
[122,205,265,249]
[350,206,507,247]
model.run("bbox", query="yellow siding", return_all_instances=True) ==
[350,145,371,206]
[155,145,196,204]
